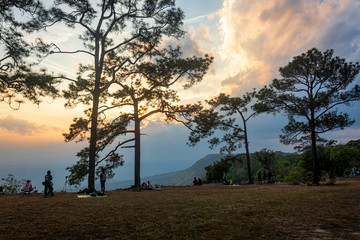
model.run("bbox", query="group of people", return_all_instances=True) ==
[352,167,360,175]
[23,168,108,197]
[193,177,203,186]
[141,181,153,189]
[18,170,54,196]
[223,178,232,185]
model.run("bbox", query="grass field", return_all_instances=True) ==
[1,177,360,239]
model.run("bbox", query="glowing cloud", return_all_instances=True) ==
[0,115,46,135]
[218,0,360,95]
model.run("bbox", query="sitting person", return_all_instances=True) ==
[197,178,203,186]
[0,185,3,194]
[24,180,34,194]
[146,181,153,189]
[193,177,198,186]
[223,178,229,185]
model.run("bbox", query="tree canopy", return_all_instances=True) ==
[0,0,59,109]
[255,48,360,184]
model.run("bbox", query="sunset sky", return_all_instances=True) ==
[1,0,360,189]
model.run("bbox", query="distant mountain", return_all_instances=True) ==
[107,154,224,189]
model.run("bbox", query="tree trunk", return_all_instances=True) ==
[239,112,253,184]
[88,33,102,192]
[311,128,319,185]
[88,90,100,191]
[134,101,141,188]
[309,92,320,185]
[243,121,253,184]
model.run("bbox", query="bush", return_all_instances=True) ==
[285,162,307,185]
[1,174,26,194]
[285,174,301,185]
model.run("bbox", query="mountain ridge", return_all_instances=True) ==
[106,153,224,189]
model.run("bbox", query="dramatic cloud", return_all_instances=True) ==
[218,0,360,95]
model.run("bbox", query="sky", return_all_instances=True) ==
[1,0,360,190]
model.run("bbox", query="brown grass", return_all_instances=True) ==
[1,177,360,239]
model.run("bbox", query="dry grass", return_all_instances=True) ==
[1,177,360,239]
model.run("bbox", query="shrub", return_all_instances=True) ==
[285,161,307,185]
[1,174,26,194]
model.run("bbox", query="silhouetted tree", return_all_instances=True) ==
[40,0,212,189]
[182,91,261,184]
[106,49,212,187]
[0,0,58,109]
[255,48,360,184]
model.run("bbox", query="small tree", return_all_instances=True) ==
[204,158,232,183]
[255,48,360,184]
[183,91,261,184]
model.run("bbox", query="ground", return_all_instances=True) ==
[1,177,360,239]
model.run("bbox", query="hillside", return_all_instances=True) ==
[107,153,223,189]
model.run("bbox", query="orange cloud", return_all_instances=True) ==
[0,115,63,144]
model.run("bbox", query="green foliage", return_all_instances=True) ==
[1,174,26,194]
[324,143,360,179]
[285,160,308,185]
[292,139,360,183]
[204,157,232,183]
[227,167,248,183]
[253,149,276,172]
[200,139,359,185]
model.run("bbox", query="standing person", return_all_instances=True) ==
[100,168,106,192]
[44,170,54,197]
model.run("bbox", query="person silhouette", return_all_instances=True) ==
[44,170,54,197]
[100,168,106,192]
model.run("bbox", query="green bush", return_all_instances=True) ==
[285,173,301,185]
[285,162,307,185]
